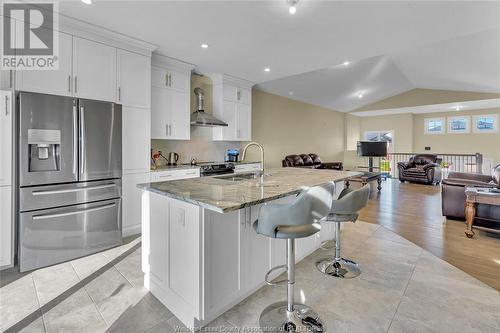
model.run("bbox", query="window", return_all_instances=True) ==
[424,117,445,134]
[447,116,470,134]
[364,130,394,153]
[473,114,499,133]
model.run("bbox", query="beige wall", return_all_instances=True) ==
[343,113,413,169]
[249,89,345,168]
[413,108,500,163]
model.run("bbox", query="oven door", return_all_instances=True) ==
[19,198,122,272]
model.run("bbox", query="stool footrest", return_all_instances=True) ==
[264,264,288,285]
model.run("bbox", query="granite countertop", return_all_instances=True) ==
[138,168,361,213]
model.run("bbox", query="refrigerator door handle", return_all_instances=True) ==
[79,105,85,177]
[32,184,117,196]
[32,203,117,221]
[73,102,78,177]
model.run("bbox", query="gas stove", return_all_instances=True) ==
[198,162,235,176]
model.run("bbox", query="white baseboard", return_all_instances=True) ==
[123,224,141,237]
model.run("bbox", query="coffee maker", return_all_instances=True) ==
[226,149,240,162]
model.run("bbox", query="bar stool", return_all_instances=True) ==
[253,183,334,333]
[315,184,370,278]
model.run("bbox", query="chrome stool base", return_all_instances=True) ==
[315,257,361,279]
[259,301,325,333]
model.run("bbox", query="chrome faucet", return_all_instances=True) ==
[241,142,265,183]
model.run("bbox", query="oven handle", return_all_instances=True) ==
[32,203,117,220]
[32,184,117,196]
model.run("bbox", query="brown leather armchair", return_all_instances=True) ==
[442,164,500,222]
[397,154,442,185]
[282,154,343,170]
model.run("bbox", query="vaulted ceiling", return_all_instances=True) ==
[58,1,500,111]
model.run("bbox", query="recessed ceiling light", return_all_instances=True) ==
[343,61,350,66]
[264,68,271,72]
[455,105,461,111]
[287,0,298,14]
[201,43,209,49]
[357,91,364,99]
[289,91,294,95]
[81,0,92,4]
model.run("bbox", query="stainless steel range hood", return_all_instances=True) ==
[190,87,228,127]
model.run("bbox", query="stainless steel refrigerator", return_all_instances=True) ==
[17,92,122,272]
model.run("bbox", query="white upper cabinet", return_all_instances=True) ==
[211,74,253,142]
[150,54,194,140]
[73,37,116,102]
[117,50,151,108]
[16,32,73,96]
[0,91,12,186]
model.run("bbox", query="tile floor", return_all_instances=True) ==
[1,222,499,333]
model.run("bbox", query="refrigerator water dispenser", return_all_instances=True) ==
[28,129,61,172]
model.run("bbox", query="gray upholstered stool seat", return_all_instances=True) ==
[254,183,334,333]
[316,184,370,279]
[253,220,321,239]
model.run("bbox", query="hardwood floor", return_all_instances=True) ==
[357,178,500,291]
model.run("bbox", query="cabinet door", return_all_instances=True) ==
[169,70,189,92]
[169,89,190,140]
[238,88,251,105]
[148,193,169,287]
[122,173,150,237]
[151,66,168,88]
[73,37,116,102]
[243,206,271,290]
[223,85,238,102]
[17,32,73,96]
[151,87,170,139]
[0,186,12,268]
[123,106,150,174]
[117,50,151,108]
[0,91,12,186]
[169,200,200,309]
[237,103,251,141]
[219,101,237,141]
[0,70,14,91]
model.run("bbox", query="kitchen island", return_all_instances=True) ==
[138,168,360,329]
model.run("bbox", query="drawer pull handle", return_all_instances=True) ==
[32,184,116,196]
[33,203,116,220]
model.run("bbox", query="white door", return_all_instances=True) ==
[0,186,12,267]
[168,89,190,140]
[123,106,151,174]
[221,101,237,141]
[17,32,73,96]
[243,206,271,290]
[237,103,251,141]
[122,172,150,237]
[73,37,116,102]
[117,50,151,108]
[151,86,170,139]
[0,91,12,186]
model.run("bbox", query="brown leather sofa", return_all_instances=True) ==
[397,154,442,185]
[282,154,343,170]
[442,164,500,223]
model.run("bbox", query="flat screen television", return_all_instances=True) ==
[357,141,388,157]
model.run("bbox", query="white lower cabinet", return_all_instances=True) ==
[0,186,12,268]
[122,172,150,237]
[233,163,261,174]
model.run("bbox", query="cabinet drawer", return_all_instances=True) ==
[150,169,200,182]
[234,163,261,174]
